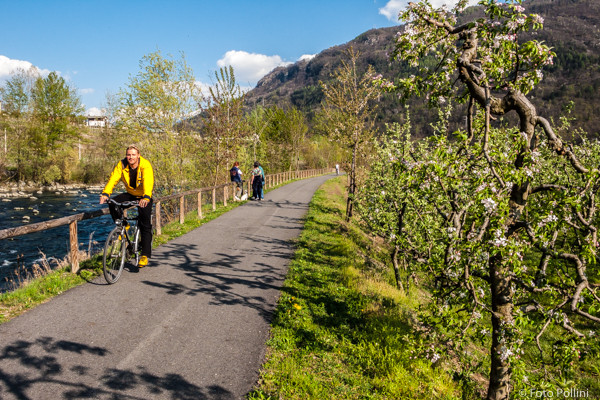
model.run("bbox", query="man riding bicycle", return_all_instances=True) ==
[100,145,154,268]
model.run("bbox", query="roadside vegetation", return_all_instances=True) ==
[249,177,460,399]
[249,177,600,399]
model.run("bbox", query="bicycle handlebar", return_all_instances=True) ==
[107,198,139,208]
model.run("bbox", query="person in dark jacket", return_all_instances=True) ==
[230,161,243,200]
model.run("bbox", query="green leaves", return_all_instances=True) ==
[117,50,203,193]
[356,91,600,391]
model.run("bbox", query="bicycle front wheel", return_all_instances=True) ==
[103,227,126,284]
[130,225,142,266]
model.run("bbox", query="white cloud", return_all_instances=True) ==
[86,107,105,117]
[80,88,94,94]
[217,50,292,83]
[0,55,51,79]
[298,54,316,62]
[379,0,406,21]
[379,0,478,21]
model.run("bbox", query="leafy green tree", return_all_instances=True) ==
[0,67,38,180]
[320,47,379,221]
[30,72,84,151]
[355,111,421,292]
[0,67,37,117]
[262,105,308,172]
[118,50,202,194]
[286,106,308,171]
[201,66,248,185]
[368,1,600,398]
[246,105,269,164]
[263,106,291,171]
[26,71,83,182]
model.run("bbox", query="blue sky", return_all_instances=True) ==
[0,0,417,115]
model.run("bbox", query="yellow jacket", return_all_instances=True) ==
[102,156,154,200]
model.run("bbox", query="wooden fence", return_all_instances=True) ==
[0,168,332,274]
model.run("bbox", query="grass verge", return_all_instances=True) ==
[248,177,460,399]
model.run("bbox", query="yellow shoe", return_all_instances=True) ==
[138,255,149,268]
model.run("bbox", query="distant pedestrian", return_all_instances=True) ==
[335,164,340,175]
[258,163,266,200]
[230,161,243,200]
[250,161,264,201]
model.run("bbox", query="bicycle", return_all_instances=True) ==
[102,199,142,284]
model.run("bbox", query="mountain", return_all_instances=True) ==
[244,0,600,139]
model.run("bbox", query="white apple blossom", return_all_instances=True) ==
[482,198,497,213]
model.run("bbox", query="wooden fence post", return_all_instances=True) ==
[69,220,79,273]
[212,188,216,211]
[156,201,162,235]
[180,195,185,224]
[197,191,203,218]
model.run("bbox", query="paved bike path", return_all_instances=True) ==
[0,174,335,400]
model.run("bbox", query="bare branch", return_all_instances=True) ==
[536,116,590,174]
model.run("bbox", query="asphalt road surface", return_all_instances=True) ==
[0,174,335,400]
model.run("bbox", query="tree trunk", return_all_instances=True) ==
[345,141,358,222]
[391,246,404,292]
[486,255,514,400]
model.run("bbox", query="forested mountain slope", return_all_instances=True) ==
[245,0,600,138]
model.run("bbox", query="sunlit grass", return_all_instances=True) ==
[0,254,102,324]
[248,177,461,399]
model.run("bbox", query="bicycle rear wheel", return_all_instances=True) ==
[103,227,126,284]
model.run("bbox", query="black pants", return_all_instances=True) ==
[109,193,153,257]
[252,179,263,200]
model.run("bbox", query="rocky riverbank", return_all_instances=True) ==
[0,183,104,199]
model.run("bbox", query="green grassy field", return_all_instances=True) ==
[248,177,461,399]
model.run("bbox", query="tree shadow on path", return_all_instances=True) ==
[0,337,232,399]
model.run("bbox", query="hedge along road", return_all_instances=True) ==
[0,174,336,400]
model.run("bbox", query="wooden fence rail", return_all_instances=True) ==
[0,168,333,274]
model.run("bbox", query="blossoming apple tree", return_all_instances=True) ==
[365,0,600,398]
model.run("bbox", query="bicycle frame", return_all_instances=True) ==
[102,199,141,284]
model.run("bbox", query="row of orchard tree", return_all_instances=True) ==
[322,1,599,399]
[0,52,344,197]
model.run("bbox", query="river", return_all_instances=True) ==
[0,187,115,292]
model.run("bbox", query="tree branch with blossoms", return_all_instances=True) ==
[365,0,600,398]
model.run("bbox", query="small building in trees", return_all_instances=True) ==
[86,115,108,128]
[85,109,108,128]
